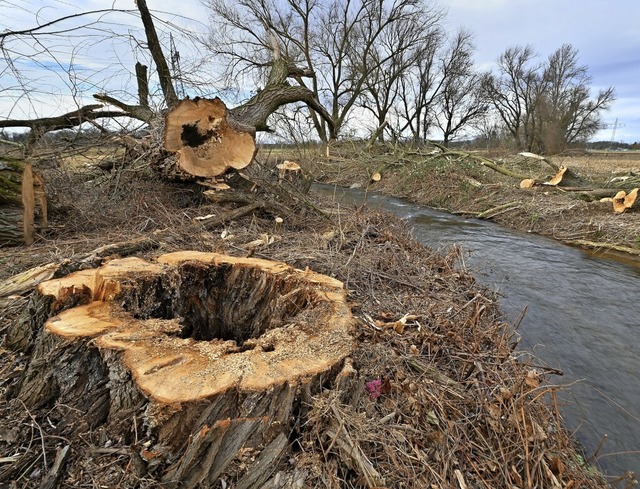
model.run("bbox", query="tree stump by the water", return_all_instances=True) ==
[8,252,354,487]
[0,158,47,246]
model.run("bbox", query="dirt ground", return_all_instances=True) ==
[0,146,636,487]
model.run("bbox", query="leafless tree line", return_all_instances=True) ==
[205,0,487,145]
[482,44,615,153]
[0,0,614,153]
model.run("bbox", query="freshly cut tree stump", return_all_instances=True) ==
[9,252,354,488]
[0,157,47,246]
[163,98,257,179]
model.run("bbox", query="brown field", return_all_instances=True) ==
[558,150,640,175]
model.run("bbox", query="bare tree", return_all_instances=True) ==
[481,45,539,150]
[483,44,614,153]
[393,27,485,145]
[434,30,487,146]
[205,0,441,142]
[394,29,444,143]
[535,44,614,152]
[357,3,442,142]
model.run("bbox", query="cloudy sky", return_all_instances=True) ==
[444,0,640,142]
[1,0,639,142]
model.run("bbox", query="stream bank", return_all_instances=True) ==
[314,183,640,480]
[300,144,640,259]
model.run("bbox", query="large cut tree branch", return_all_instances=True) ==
[0,105,132,132]
[230,57,335,138]
[92,94,154,123]
[135,0,178,108]
[230,84,335,136]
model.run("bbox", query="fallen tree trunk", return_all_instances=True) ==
[6,252,354,487]
[0,158,47,246]
[160,98,257,179]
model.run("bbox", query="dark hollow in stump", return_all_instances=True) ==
[9,251,354,488]
[0,157,47,246]
[163,98,257,179]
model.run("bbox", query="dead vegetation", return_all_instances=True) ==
[300,144,640,258]
[0,149,629,488]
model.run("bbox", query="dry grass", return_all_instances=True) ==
[0,151,633,487]
[560,151,640,175]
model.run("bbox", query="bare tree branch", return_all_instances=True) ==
[135,0,178,108]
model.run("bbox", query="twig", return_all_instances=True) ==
[39,445,71,489]
[588,434,608,464]
[19,399,47,469]
[368,270,424,292]
[477,202,521,219]
[196,202,263,229]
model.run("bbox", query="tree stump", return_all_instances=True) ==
[8,252,354,487]
[0,157,47,246]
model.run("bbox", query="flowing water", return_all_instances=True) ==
[314,184,640,478]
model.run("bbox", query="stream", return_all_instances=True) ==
[313,184,640,478]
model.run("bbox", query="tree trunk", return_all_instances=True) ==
[7,251,354,488]
[0,158,47,246]
[161,98,257,179]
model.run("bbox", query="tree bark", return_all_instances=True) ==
[135,62,150,108]
[7,252,354,487]
[0,158,47,246]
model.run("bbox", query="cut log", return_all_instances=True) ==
[276,160,301,181]
[543,166,567,186]
[0,157,47,246]
[8,252,354,487]
[518,166,568,189]
[613,190,628,213]
[520,178,536,189]
[163,98,257,178]
[613,188,638,213]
